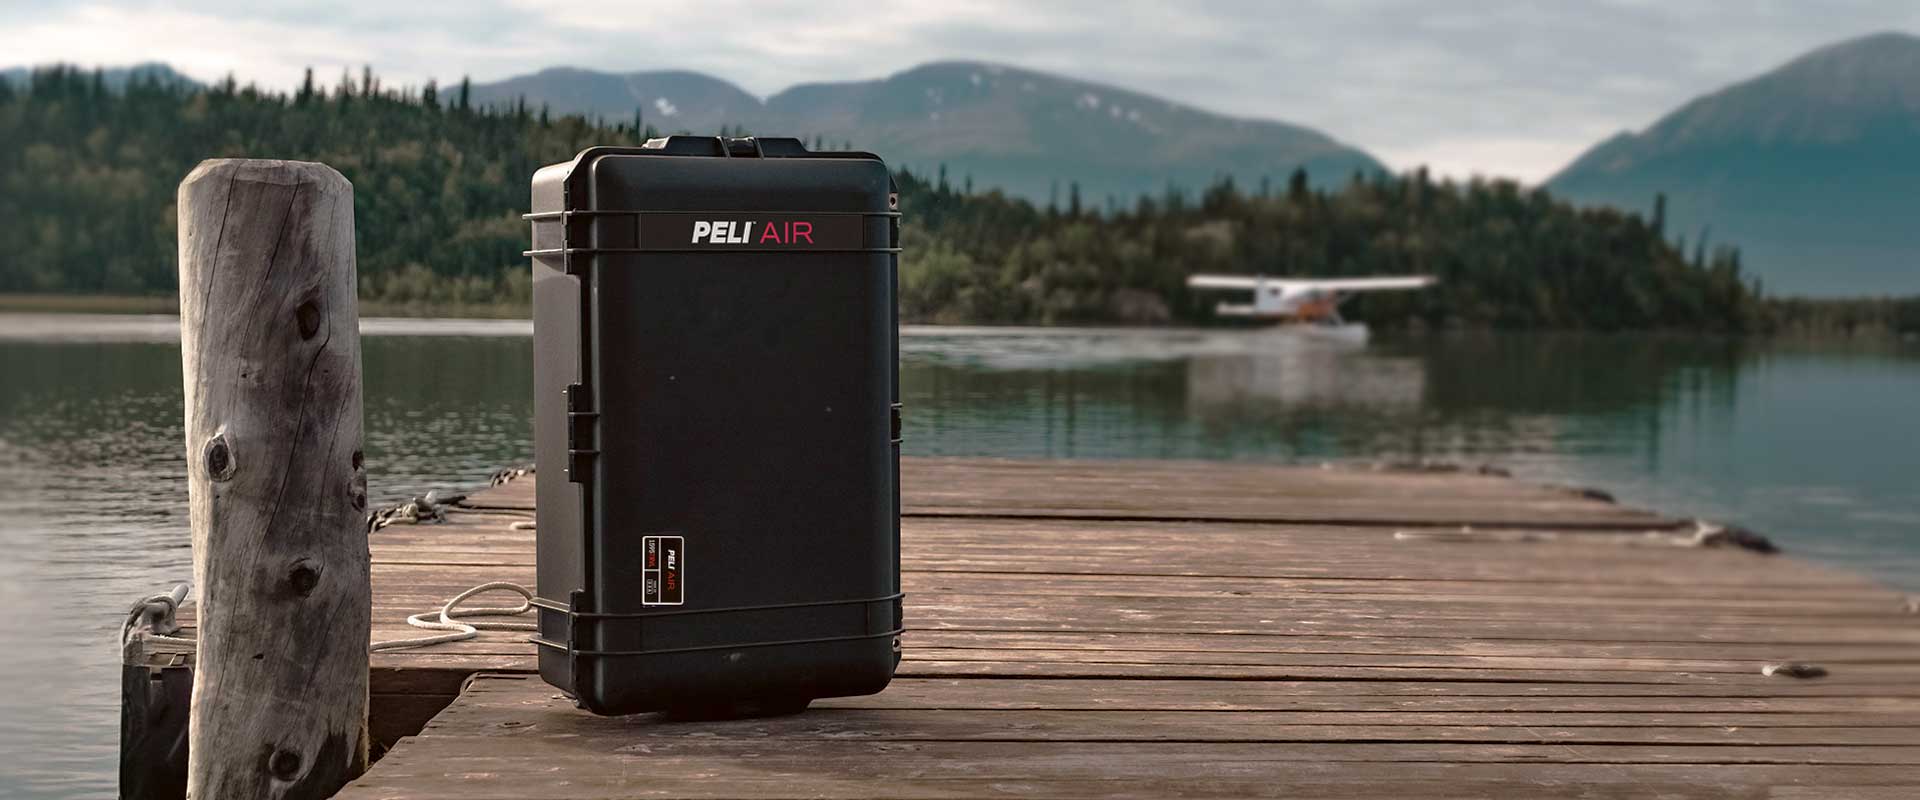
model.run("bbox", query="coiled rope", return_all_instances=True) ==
[368,581,539,652]
[135,469,544,654]
[365,472,539,651]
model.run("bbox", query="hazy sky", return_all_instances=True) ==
[4,1,1916,182]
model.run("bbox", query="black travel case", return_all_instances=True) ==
[527,136,902,716]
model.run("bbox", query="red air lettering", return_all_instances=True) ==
[753,221,815,245]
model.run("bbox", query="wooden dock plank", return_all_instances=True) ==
[467,457,1676,529]
[336,459,1920,798]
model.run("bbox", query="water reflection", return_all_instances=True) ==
[0,331,535,800]
[0,317,1915,798]
[1186,343,1425,411]
[896,328,1918,598]
[897,330,1751,466]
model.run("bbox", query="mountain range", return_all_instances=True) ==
[467,39,1920,296]
[466,62,1386,206]
[1549,32,1920,296]
[5,31,1917,296]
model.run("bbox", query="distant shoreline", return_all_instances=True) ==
[0,293,531,320]
[2,293,1913,342]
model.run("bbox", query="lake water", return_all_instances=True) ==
[1,313,1916,797]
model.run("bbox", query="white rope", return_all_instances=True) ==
[142,631,200,646]
[126,580,542,653]
[368,492,534,531]
[364,492,540,651]
[130,476,543,656]
[369,581,538,652]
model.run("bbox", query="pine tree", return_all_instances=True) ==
[1287,167,1309,202]
[0,66,1788,333]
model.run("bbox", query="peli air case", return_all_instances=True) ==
[527,136,902,716]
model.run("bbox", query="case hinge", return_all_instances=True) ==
[565,383,599,482]
[890,403,903,444]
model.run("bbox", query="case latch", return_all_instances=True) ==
[565,383,599,482]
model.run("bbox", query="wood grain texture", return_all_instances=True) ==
[466,457,1677,529]
[177,159,368,799]
[333,465,1920,798]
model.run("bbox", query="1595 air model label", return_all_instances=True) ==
[642,534,685,605]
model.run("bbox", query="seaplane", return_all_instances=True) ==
[1185,273,1437,344]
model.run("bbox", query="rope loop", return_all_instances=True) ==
[369,582,538,652]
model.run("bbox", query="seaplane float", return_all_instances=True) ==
[1185,273,1437,344]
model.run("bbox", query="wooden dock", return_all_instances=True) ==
[336,457,1920,798]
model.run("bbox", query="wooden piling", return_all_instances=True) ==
[176,159,369,799]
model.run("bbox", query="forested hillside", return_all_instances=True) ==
[900,166,1762,331]
[1,66,607,308]
[2,66,1768,331]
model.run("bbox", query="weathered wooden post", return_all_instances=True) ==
[177,159,369,798]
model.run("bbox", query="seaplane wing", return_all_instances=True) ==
[1185,274,1267,290]
[1185,274,1438,328]
[1186,275,1437,293]
[1272,276,1436,293]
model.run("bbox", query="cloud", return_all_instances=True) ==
[3,0,1916,182]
